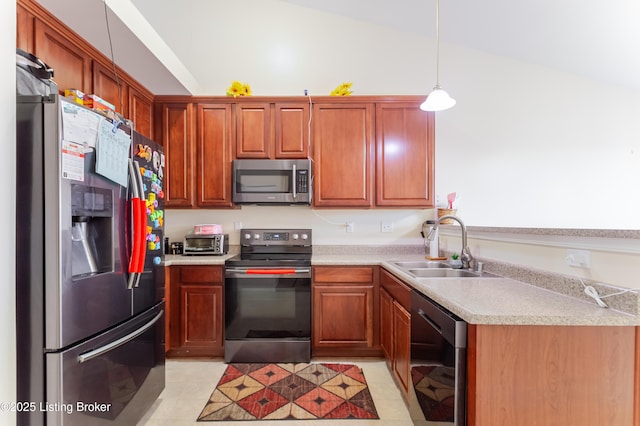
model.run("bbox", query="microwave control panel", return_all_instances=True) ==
[296,169,309,193]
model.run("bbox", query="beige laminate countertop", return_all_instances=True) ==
[165,252,638,326]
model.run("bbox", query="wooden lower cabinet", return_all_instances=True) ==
[379,269,411,394]
[468,324,636,426]
[167,265,224,357]
[312,266,381,357]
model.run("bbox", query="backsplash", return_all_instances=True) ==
[443,249,639,316]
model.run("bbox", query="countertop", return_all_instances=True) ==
[164,252,638,327]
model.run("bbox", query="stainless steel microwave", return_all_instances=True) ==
[232,159,312,205]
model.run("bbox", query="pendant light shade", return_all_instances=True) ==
[420,86,456,111]
[420,0,455,112]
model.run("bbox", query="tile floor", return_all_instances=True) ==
[137,358,415,426]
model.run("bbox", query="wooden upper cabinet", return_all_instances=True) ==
[33,20,91,94]
[161,103,194,208]
[313,103,374,207]
[236,103,271,158]
[93,62,155,138]
[236,102,309,159]
[375,102,435,207]
[17,4,34,53]
[275,103,309,158]
[129,86,154,139]
[92,61,128,116]
[196,103,234,208]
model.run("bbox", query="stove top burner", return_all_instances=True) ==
[226,228,312,268]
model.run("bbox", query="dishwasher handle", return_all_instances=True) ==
[417,308,443,336]
[412,291,467,348]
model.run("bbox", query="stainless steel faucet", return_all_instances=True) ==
[427,214,474,269]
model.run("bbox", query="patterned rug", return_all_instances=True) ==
[197,363,379,421]
[411,365,455,422]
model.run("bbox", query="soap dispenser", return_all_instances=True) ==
[423,220,439,258]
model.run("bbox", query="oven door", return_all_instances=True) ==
[224,267,311,362]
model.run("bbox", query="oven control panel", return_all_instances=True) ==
[241,228,311,245]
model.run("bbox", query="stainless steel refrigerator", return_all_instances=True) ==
[16,94,166,425]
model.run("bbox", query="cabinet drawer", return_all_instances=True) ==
[313,266,374,284]
[179,266,223,284]
[380,269,411,310]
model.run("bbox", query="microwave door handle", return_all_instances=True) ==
[292,164,297,199]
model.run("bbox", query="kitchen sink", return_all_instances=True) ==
[391,261,451,269]
[389,260,495,279]
[407,268,485,278]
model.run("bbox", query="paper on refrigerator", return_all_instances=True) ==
[60,99,101,148]
[95,118,131,187]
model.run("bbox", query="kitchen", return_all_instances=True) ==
[5,0,640,425]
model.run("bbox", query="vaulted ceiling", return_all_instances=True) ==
[35,0,640,94]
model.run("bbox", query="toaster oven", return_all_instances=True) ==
[183,234,229,255]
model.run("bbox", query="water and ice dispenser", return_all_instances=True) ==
[70,184,113,277]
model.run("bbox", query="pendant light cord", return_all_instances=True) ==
[435,0,441,88]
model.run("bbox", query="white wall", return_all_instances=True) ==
[2,2,16,425]
[153,0,639,291]
[166,207,432,246]
[133,0,640,230]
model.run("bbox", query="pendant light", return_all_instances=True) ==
[420,0,456,111]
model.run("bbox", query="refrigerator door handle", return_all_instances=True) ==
[77,310,163,364]
[127,160,147,290]
[133,160,147,276]
[127,272,141,290]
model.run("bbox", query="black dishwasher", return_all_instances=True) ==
[410,290,467,425]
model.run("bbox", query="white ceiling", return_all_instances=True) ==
[35,0,640,94]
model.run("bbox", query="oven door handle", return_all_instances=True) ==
[226,268,310,275]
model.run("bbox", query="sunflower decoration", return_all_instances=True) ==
[226,80,252,97]
[330,82,353,96]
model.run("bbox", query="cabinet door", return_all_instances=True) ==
[380,286,394,362]
[313,103,374,207]
[236,103,271,158]
[197,103,234,207]
[129,86,154,139]
[92,61,128,116]
[17,4,34,53]
[312,285,373,349]
[275,103,309,158]
[375,102,435,207]
[161,103,194,208]
[34,19,91,93]
[180,285,223,350]
[468,325,635,426]
[392,300,411,394]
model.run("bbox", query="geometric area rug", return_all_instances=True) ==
[197,363,379,421]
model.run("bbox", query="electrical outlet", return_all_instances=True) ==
[346,221,354,233]
[234,221,243,230]
[381,221,393,233]
[565,249,591,268]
